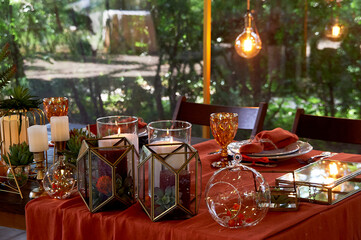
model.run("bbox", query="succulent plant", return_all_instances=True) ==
[115,173,133,203]
[154,186,178,215]
[0,86,41,111]
[2,142,34,166]
[63,128,94,165]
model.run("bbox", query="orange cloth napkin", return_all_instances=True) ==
[240,127,299,154]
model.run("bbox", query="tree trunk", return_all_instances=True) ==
[88,80,100,117]
[69,79,89,123]
[9,5,24,84]
[53,0,63,32]
[154,54,164,119]
[248,57,262,105]
[94,80,105,116]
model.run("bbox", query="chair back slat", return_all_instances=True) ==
[173,96,268,137]
[292,108,361,144]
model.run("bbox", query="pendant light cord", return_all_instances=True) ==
[247,0,250,12]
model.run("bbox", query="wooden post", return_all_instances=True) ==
[202,0,211,138]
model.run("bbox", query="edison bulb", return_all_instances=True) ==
[325,18,346,41]
[235,27,262,58]
[331,24,341,38]
[234,12,262,59]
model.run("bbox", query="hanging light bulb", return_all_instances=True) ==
[325,17,345,41]
[234,0,262,59]
[324,0,346,42]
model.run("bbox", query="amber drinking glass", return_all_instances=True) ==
[210,112,238,160]
[43,97,69,122]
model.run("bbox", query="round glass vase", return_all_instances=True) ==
[205,163,271,228]
[43,158,77,199]
[7,165,30,188]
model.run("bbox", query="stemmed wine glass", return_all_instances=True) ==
[43,97,69,146]
[210,112,238,165]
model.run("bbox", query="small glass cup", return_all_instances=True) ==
[96,116,139,151]
[147,120,192,144]
[210,112,238,161]
[43,97,69,123]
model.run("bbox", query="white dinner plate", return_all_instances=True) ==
[227,140,313,160]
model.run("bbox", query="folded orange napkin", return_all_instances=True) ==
[240,128,299,154]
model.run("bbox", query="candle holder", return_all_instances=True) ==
[276,159,361,204]
[29,152,48,199]
[147,120,192,144]
[77,137,138,213]
[138,142,201,222]
[0,108,45,199]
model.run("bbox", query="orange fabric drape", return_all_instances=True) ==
[26,140,361,240]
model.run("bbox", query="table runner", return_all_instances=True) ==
[26,140,361,240]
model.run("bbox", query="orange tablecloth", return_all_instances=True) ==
[26,140,361,240]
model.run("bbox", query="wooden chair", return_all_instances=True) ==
[172,96,268,137]
[292,108,361,144]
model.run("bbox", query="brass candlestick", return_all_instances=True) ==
[54,141,67,161]
[29,152,48,199]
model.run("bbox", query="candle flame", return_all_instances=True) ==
[166,128,169,135]
[329,163,338,177]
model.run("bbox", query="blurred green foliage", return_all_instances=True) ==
[0,0,360,138]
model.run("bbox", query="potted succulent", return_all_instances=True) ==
[2,142,34,188]
[63,128,94,165]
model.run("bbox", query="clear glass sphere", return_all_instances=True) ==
[7,165,29,188]
[205,164,270,228]
[43,159,76,199]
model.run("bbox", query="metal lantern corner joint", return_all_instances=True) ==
[138,142,202,222]
[77,137,138,213]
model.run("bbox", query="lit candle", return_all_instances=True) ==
[27,125,49,152]
[0,115,29,154]
[151,138,185,188]
[98,128,139,152]
[50,116,70,141]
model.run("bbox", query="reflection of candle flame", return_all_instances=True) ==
[325,177,334,185]
[166,128,169,135]
[329,163,338,177]
[170,136,173,143]
[117,128,121,135]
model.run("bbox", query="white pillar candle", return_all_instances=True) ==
[98,133,139,152]
[151,139,184,188]
[0,115,29,154]
[27,125,49,152]
[50,116,70,141]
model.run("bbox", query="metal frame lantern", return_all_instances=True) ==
[77,137,138,213]
[0,108,46,199]
[138,142,202,221]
